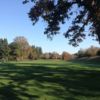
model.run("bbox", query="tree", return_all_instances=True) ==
[9,42,21,60]
[30,45,43,59]
[97,49,100,56]
[50,52,60,59]
[0,38,9,61]
[62,51,72,60]
[13,36,30,60]
[28,46,38,60]
[23,0,100,46]
[42,53,50,59]
[77,49,86,58]
[85,46,99,57]
[77,46,100,57]
[35,46,42,58]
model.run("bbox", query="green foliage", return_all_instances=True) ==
[8,37,43,61]
[0,37,43,61]
[29,45,42,60]
[9,42,21,60]
[0,38,9,62]
[23,0,100,46]
[34,46,42,58]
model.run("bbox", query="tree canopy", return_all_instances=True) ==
[23,0,100,46]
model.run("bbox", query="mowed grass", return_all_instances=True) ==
[0,60,100,100]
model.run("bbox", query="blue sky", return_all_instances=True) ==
[0,0,99,54]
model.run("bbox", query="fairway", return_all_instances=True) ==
[0,60,100,100]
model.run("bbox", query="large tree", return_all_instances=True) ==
[23,0,100,46]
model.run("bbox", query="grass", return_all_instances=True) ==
[0,59,100,100]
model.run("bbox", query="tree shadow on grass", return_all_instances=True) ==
[0,62,100,100]
[0,82,39,100]
[70,60,100,68]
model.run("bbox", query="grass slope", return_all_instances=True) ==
[0,60,100,100]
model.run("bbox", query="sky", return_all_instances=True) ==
[0,0,100,54]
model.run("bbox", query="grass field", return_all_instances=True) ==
[0,60,100,100]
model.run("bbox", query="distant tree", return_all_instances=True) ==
[85,46,99,57]
[97,49,100,56]
[23,0,100,46]
[9,42,21,60]
[43,53,50,59]
[14,36,30,60]
[0,38,9,61]
[77,49,86,58]
[28,46,38,60]
[31,46,41,59]
[28,51,34,60]
[77,46,100,57]
[50,52,60,59]
[62,52,72,60]
[35,47,42,58]
[0,36,43,61]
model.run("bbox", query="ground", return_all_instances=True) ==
[0,59,100,100]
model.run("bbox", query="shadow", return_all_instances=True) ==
[0,61,100,100]
[70,60,100,68]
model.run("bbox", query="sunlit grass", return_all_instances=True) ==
[0,60,100,100]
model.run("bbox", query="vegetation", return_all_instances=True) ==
[0,37,74,61]
[97,49,100,56]
[76,46,100,58]
[0,36,100,61]
[0,37,100,62]
[23,0,100,46]
[62,51,72,60]
[0,37,43,61]
[0,60,100,100]
[1,1,100,100]
[0,39,10,62]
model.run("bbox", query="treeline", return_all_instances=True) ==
[41,51,72,60]
[0,36,42,61]
[0,36,73,61]
[76,46,100,58]
[1,37,99,61]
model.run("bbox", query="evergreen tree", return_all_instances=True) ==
[0,38,9,61]
[9,42,21,60]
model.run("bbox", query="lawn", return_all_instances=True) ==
[0,59,100,100]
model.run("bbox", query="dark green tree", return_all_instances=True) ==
[9,42,21,60]
[23,0,100,46]
[30,46,42,59]
[36,47,42,56]
[0,38,9,61]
